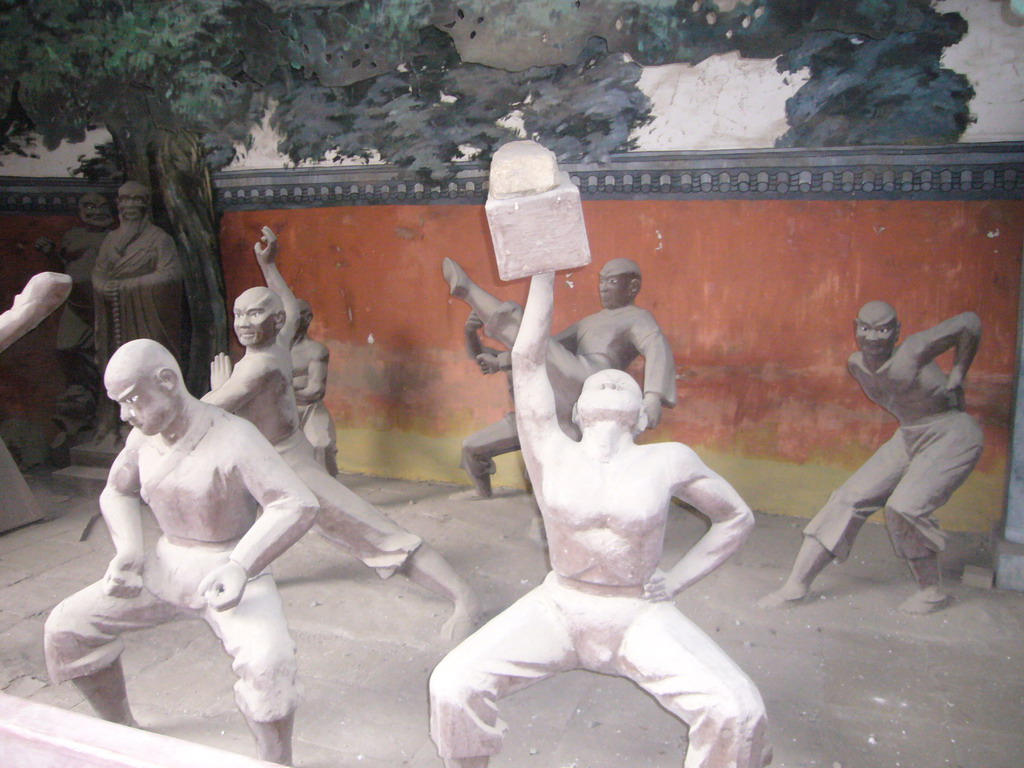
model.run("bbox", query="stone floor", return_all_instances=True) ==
[1,469,1022,768]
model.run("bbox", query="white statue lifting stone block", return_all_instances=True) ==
[485,140,590,280]
[430,146,770,768]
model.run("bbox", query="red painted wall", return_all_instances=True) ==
[2,199,1020,527]
[218,200,1021,475]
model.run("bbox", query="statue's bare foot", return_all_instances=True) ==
[442,595,483,642]
[898,586,948,615]
[757,583,809,610]
[442,258,471,298]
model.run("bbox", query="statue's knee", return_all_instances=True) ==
[702,683,766,734]
[429,659,474,707]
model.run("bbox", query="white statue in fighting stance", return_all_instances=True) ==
[205,227,480,639]
[45,339,318,764]
[429,270,770,768]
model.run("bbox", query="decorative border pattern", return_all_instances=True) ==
[2,143,1022,214]
[0,178,120,215]
[204,142,1024,209]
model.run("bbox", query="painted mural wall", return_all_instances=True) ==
[2,1,1022,177]
[210,198,1022,533]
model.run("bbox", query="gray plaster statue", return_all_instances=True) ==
[459,308,521,498]
[430,270,770,768]
[290,299,338,477]
[44,339,318,764]
[759,301,983,615]
[1,272,72,533]
[35,192,114,431]
[93,181,183,446]
[204,227,480,640]
[443,256,677,480]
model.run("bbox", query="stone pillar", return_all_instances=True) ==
[996,236,1024,590]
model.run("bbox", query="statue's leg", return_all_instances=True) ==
[885,417,982,614]
[761,437,907,609]
[460,414,520,499]
[442,260,521,348]
[44,581,178,727]
[206,575,301,765]
[401,544,482,642]
[295,450,482,639]
[620,602,770,768]
[71,657,137,726]
[429,581,574,763]
[244,714,294,766]
[885,508,948,614]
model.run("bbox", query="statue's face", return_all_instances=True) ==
[78,195,113,230]
[117,190,149,221]
[855,316,899,359]
[598,271,639,310]
[234,291,282,349]
[106,374,176,436]
[575,369,643,430]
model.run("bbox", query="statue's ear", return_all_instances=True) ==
[273,310,286,334]
[156,368,177,391]
[628,276,641,300]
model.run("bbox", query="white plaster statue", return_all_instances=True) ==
[204,227,480,640]
[1,272,72,533]
[759,301,983,614]
[44,339,319,764]
[429,270,770,768]
[291,298,339,476]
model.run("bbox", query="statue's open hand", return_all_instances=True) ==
[254,226,279,267]
[199,561,247,612]
[476,352,502,375]
[642,569,678,602]
[210,353,233,391]
[102,555,144,599]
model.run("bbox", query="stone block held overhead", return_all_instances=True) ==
[485,140,591,281]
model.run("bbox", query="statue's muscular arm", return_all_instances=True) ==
[898,311,981,392]
[294,342,329,404]
[511,272,574,500]
[98,434,146,599]
[254,227,300,352]
[644,445,755,601]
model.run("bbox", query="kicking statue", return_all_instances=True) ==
[205,227,480,640]
[759,301,983,614]
[44,339,319,764]
[429,271,769,767]
[291,298,339,477]
[443,256,676,444]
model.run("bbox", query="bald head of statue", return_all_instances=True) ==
[104,339,186,436]
[233,287,285,349]
[598,258,642,310]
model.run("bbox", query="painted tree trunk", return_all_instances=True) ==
[152,129,228,395]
